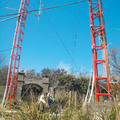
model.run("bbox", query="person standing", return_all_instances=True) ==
[38,92,48,111]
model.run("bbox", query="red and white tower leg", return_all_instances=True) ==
[88,0,110,102]
[1,0,29,109]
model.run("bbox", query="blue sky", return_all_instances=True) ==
[0,0,120,75]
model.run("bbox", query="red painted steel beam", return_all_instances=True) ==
[88,0,110,102]
[2,0,29,109]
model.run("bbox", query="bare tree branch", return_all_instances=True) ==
[108,46,120,75]
[0,54,6,68]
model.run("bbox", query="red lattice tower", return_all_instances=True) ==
[1,0,29,109]
[1,0,111,109]
[88,0,110,102]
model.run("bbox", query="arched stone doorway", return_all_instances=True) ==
[21,84,43,101]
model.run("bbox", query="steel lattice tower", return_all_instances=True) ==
[1,0,29,109]
[88,0,110,102]
[1,0,111,109]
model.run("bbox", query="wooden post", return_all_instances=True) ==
[75,91,77,109]
[69,91,71,107]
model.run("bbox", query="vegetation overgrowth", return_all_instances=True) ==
[0,95,119,120]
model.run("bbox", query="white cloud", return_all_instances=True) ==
[73,67,86,78]
[57,61,72,73]
[57,61,87,78]
[74,71,80,78]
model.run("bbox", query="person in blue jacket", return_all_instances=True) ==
[48,93,61,114]
[48,93,54,107]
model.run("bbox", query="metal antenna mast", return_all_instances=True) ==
[88,0,110,102]
[38,0,42,20]
[1,0,111,109]
[1,0,29,109]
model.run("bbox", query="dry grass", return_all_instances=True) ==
[0,99,117,120]
[0,89,120,120]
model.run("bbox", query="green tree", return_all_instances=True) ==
[72,76,89,94]
[58,75,89,94]
[58,74,75,86]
